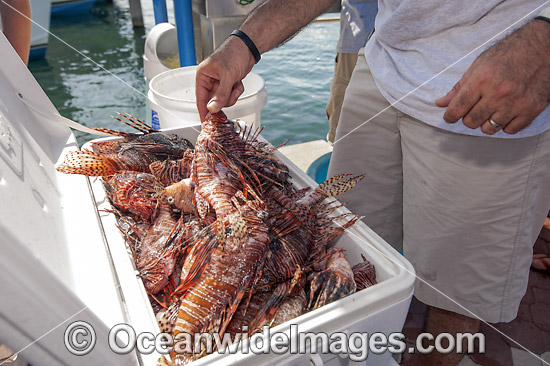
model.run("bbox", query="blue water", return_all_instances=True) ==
[28,0,339,146]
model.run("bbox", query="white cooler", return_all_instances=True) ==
[0,33,415,366]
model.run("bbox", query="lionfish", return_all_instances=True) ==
[56,111,375,366]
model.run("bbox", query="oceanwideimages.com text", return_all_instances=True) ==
[64,321,485,360]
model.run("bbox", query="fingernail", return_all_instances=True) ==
[207,100,220,112]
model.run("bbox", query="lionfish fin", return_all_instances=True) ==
[313,214,361,249]
[164,216,186,249]
[173,224,219,296]
[213,288,247,344]
[56,150,123,176]
[249,282,290,332]
[114,112,155,134]
[157,300,181,334]
[92,127,131,137]
[117,112,156,134]
[318,174,365,197]
[352,256,377,290]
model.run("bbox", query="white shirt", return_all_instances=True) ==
[364,0,550,138]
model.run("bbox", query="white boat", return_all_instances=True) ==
[29,0,51,60]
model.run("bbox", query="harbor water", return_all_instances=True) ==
[28,0,339,146]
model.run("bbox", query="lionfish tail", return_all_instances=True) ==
[56,150,122,176]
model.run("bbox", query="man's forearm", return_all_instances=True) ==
[194,0,338,118]
[239,0,338,54]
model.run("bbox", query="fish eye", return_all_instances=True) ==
[167,196,174,204]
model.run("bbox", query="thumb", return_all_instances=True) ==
[207,79,234,114]
[435,81,461,107]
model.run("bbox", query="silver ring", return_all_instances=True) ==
[488,118,502,130]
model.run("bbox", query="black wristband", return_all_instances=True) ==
[535,15,550,23]
[230,29,261,64]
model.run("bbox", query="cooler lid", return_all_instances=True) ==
[0,33,137,365]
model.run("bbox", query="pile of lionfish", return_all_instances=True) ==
[57,111,377,365]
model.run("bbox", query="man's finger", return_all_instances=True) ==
[442,83,480,124]
[480,114,510,135]
[227,81,245,108]
[435,85,458,108]
[207,78,235,114]
[461,100,493,130]
[196,72,216,121]
[502,117,529,135]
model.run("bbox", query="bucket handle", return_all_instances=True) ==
[18,92,112,137]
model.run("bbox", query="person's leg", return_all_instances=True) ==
[326,53,359,143]
[328,52,405,250]
[398,116,550,363]
[422,306,480,366]
[400,117,550,322]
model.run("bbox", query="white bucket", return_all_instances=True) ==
[143,23,180,127]
[143,23,179,82]
[148,66,268,129]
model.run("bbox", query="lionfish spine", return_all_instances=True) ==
[115,112,156,133]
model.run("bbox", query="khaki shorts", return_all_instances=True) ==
[326,53,359,143]
[328,53,550,323]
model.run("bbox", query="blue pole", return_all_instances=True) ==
[152,0,168,24]
[173,0,196,66]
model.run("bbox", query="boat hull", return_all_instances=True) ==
[29,44,47,61]
[29,0,51,60]
[51,0,96,16]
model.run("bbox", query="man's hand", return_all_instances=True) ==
[195,36,256,121]
[436,19,550,135]
[195,0,338,121]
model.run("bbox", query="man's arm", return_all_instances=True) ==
[196,0,337,120]
[0,0,32,65]
[436,18,550,135]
